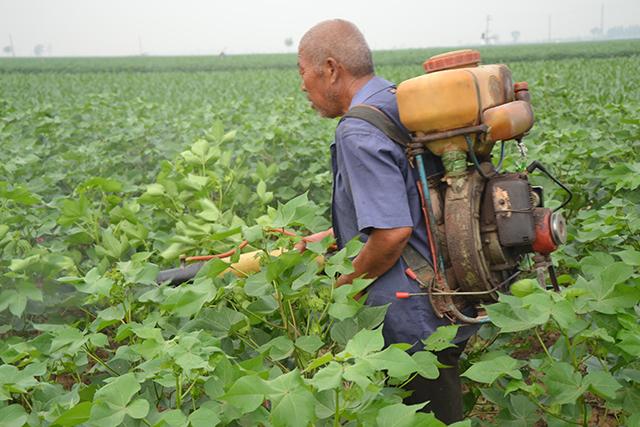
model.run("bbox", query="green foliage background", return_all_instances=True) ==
[0,39,638,426]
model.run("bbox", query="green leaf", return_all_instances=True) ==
[145,183,165,196]
[191,139,210,160]
[355,304,388,329]
[328,299,361,321]
[0,404,28,427]
[461,354,523,384]
[258,336,294,360]
[305,352,334,372]
[343,359,374,389]
[343,328,384,358]
[543,362,586,405]
[52,402,93,426]
[126,399,149,419]
[0,184,40,205]
[376,403,427,427]
[412,351,440,379]
[330,318,359,346]
[96,305,125,322]
[189,405,221,427]
[76,268,114,297]
[600,262,634,285]
[268,371,316,427]
[310,362,343,391]
[89,373,147,426]
[617,329,640,354]
[366,346,419,378]
[244,271,270,297]
[486,293,551,332]
[550,299,578,330]
[495,394,539,426]
[202,306,249,337]
[584,370,622,400]
[161,280,217,318]
[174,352,208,372]
[223,375,275,414]
[185,173,209,190]
[422,325,459,351]
[82,177,122,192]
[156,408,187,425]
[295,335,323,354]
[614,249,640,266]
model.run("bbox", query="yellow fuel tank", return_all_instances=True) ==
[396,50,517,157]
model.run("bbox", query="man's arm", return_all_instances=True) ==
[335,226,412,288]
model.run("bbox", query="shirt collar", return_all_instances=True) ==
[349,76,395,108]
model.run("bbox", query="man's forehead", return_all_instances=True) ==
[297,53,310,69]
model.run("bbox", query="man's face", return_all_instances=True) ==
[298,52,342,118]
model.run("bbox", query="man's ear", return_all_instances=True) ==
[325,57,340,84]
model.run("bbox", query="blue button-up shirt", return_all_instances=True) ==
[331,76,478,349]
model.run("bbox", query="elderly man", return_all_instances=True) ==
[297,19,477,423]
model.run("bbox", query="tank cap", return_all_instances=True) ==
[514,81,529,91]
[423,49,481,73]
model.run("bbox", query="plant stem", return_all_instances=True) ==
[399,373,418,389]
[83,346,120,376]
[334,389,340,427]
[21,394,33,412]
[229,300,284,330]
[176,374,182,408]
[288,300,300,338]
[273,283,290,335]
[180,378,197,401]
[534,327,553,361]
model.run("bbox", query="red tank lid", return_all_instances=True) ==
[423,49,481,73]
[514,81,529,91]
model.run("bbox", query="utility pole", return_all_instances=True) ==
[9,34,15,57]
[484,15,492,45]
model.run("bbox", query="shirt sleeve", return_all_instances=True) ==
[336,121,414,233]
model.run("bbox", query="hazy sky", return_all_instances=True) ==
[1,0,639,57]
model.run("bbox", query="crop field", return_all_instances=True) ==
[0,39,639,426]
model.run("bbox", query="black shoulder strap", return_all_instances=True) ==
[343,105,434,271]
[342,104,411,148]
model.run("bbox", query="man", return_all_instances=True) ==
[297,19,477,423]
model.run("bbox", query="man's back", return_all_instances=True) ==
[331,75,477,349]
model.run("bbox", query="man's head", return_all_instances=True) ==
[298,19,374,118]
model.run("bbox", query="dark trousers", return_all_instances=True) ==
[403,341,467,424]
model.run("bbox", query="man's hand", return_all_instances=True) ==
[335,227,412,291]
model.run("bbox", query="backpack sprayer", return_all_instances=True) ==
[157,50,571,326]
[387,50,571,323]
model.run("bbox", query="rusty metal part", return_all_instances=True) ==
[480,224,516,269]
[532,208,557,255]
[444,163,499,301]
[412,124,488,144]
[532,253,550,288]
[488,174,536,247]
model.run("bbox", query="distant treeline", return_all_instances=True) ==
[0,39,638,74]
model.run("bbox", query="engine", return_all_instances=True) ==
[396,50,571,322]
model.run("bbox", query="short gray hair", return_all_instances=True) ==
[299,19,374,78]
